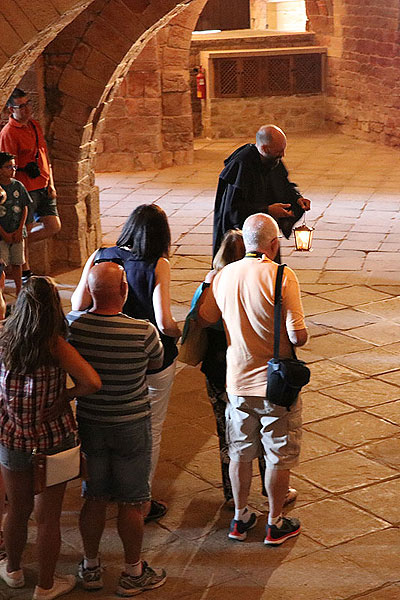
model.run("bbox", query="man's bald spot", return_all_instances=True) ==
[256,124,286,148]
[242,213,279,251]
[87,262,125,295]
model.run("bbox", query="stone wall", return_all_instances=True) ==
[306,0,400,146]
[96,0,207,172]
[203,95,326,138]
[267,1,307,31]
[95,38,163,172]
[41,0,201,269]
[190,31,317,136]
[0,0,92,107]
[96,9,315,170]
[1,0,203,270]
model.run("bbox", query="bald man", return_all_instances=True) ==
[67,262,167,596]
[200,213,307,545]
[212,124,310,256]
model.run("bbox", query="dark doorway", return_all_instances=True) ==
[194,0,250,31]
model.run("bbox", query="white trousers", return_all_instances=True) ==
[146,359,177,484]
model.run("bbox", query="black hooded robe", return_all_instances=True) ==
[212,143,305,256]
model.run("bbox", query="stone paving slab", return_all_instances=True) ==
[2,132,400,600]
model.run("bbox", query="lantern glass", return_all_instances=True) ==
[294,224,314,251]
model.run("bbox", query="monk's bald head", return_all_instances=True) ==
[87,262,126,300]
[242,213,279,254]
[256,124,286,147]
[256,125,287,164]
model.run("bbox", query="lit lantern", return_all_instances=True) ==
[294,218,314,251]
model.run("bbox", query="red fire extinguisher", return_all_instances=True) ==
[196,66,206,99]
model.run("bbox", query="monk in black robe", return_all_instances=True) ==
[213,125,311,256]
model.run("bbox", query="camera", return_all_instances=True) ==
[23,161,41,179]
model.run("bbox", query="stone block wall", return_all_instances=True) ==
[306,0,400,147]
[190,31,316,136]
[40,0,200,268]
[203,95,326,138]
[267,1,308,32]
[96,0,208,172]
[95,38,164,172]
[250,0,268,29]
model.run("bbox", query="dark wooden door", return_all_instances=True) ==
[195,0,250,31]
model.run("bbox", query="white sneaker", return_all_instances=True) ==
[0,558,24,588]
[33,574,76,600]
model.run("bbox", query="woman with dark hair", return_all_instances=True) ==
[71,204,181,522]
[0,277,101,600]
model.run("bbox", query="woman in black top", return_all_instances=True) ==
[71,205,181,522]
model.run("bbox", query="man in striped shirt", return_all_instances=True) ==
[67,261,167,597]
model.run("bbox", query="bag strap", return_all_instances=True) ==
[273,263,297,360]
[273,264,285,359]
[32,379,48,454]
[30,121,40,163]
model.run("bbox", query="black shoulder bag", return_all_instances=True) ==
[266,264,310,410]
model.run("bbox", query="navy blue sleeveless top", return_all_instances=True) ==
[96,246,178,373]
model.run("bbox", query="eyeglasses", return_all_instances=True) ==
[11,100,30,109]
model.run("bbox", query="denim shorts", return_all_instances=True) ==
[29,188,59,219]
[79,417,152,504]
[0,433,76,472]
[226,394,302,470]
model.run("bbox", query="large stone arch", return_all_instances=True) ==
[0,0,94,106]
[40,0,203,268]
[95,0,208,172]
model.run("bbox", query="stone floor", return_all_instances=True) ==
[2,129,400,599]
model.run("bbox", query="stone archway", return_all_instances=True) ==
[95,0,208,172]
[0,0,93,106]
[40,0,205,269]
[1,0,206,272]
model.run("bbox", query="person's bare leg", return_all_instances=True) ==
[34,482,67,589]
[0,466,34,572]
[22,225,32,272]
[10,265,22,295]
[264,468,290,518]
[28,216,61,244]
[0,472,6,552]
[79,499,107,559]
[117,504,144,565]
[229,460,253,509]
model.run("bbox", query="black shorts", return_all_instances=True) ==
[29,188,59,220]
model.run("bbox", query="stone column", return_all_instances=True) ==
[250,0,268,29]
[267,0,307,31]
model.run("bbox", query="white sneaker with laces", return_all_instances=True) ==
[33,574,76,600]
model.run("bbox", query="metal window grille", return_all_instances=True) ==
[213,52,323,98]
